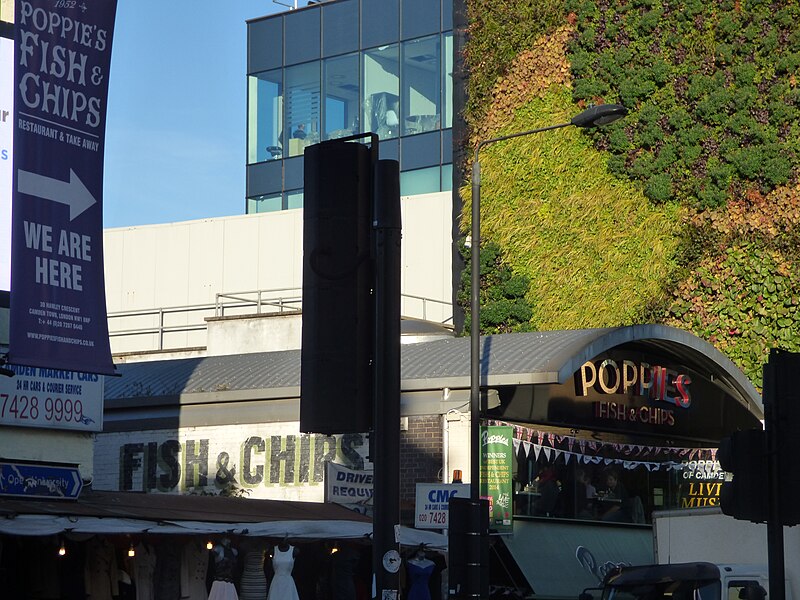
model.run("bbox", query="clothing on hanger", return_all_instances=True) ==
[266,544,299,600]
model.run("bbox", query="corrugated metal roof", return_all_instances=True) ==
[104,325,762,416]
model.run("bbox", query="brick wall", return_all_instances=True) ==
[400,415,443,522]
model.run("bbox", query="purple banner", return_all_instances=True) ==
[9,0,117,375]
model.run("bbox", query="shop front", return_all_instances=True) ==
[0,489,446,600]
[468,325,763,599]
[5,324,759,599]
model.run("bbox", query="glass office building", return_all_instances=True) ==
[246,0,453,213]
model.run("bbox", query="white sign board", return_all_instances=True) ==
[415,483,470,529]
[0,35,13,292]
[0,364,104,431]
[325,461,374,505]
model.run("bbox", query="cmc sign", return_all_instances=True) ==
[414,483,469,529]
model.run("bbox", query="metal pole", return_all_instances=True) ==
[764,354,785,600]
[469,123,571,503]
[464,109,623,599]
[372,159,402,599]
[470,155,482,503]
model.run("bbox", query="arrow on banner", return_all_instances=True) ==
[17,168,97,221]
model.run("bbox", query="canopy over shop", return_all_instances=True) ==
[0,490,446,547]
[0,490,448,600]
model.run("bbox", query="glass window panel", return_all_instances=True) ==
[443,33,453,129]
[401,130,439,171]
[247,161,283,197]
[401,36,440,136]
[285,190,304,210]
[441,163,453,191]
[379,139,400,162]
[322,0,358,57]
[285,8,321,66]
[400,166,440,196]
[285,62,321,158]
[323,54,359,140]
[442,0,452,31]
[247,69,283,164]
[402,0,439,40]
[362,0,399,49]
[248,18,283,73]
[441,127,452,163]
[247,194,282,214]
[284,156,304,190]
[363,45,400,141]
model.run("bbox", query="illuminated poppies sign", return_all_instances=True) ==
[574,359,694,429]
[577,359,692,408]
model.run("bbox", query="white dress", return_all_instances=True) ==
[266,546,299,600]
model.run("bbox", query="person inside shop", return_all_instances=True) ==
[291,123,307,139]
[576,467,597,518]
[533,466,560,517]
[598,468,631,522]
[562,467,596,519]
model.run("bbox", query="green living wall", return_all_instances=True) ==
[461,0,800,387]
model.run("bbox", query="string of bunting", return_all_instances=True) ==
[488,420,718,473]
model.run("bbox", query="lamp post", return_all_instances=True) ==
[469,104,627,502]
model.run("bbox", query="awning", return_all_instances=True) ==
[0,490,448,549]
[502,520,654,599]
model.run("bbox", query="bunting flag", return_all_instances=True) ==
[493,419,719,473]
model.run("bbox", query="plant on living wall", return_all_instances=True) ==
[464,0,566,131]
[566,0,800,209]
[461,89,684,331]
[657,184,800,387]
[457,240,535,335]
[460,0,800,388]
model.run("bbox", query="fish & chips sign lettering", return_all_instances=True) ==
[18,2,110,130]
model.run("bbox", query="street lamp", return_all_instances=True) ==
[469,103,628,501]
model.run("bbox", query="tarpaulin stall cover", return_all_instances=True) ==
[0,490,447,549]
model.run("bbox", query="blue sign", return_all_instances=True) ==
[8,0,118,375]
[0,461,83,499]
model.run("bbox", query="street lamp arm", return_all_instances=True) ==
[473,121,572,165]
[468,103,627,504]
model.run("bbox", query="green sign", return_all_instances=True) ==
[480,425,513,533]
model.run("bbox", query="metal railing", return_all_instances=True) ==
[107,288,452,353]
[214,288,303,317]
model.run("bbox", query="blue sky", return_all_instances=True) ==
[103,1,291,229]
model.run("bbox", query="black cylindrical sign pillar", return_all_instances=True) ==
[372,159,402,598]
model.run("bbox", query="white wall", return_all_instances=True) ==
[103,192,453,354]
[0,428,94,481]
[93,422,370,502]
[0,0,13,23]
